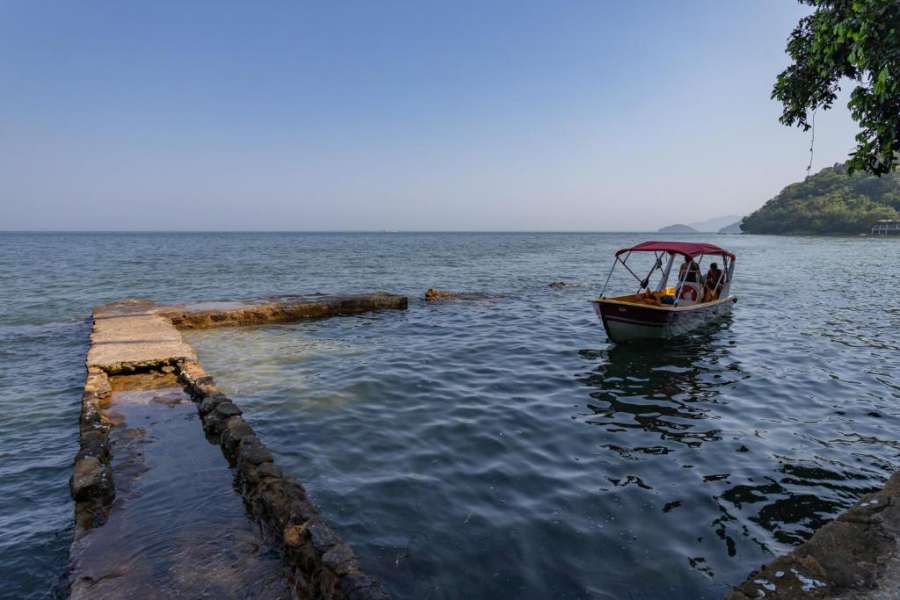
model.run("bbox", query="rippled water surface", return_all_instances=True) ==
[1,232,899,599]
[66,378,291,599]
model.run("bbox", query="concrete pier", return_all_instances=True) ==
[69,293,407,599]
[87,300,197,373]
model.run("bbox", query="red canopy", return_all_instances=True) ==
[615,241,735,260]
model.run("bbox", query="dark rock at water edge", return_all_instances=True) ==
[726,472,900,599]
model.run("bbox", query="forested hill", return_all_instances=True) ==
[741,162,900,234]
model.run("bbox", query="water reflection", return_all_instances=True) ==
[4,232,900,599]
[68,379,290,599]
[576,320,887,566]
[575,328,761,581]
[577,324,742,451]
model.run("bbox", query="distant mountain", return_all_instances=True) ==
[687,214,744,232]
[742,162,900,234]
[718,221,743,234]
[657,224,698,234]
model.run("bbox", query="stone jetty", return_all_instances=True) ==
[69,293,407,600]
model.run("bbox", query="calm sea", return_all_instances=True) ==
[1,232,898,599]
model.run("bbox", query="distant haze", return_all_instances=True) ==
[688,215,744,232]
[1,2,858,231]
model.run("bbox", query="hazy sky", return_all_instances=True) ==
[1,1,859,231]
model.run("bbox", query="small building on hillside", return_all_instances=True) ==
[872,220,900,235]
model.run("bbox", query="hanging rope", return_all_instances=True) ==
[806,108,816,179]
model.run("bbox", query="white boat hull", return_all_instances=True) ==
[593,296,736,343]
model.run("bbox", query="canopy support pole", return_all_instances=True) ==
[656,253,675,292]
[620,257,645,288]
[673,255,698,307]
[599,257,618,298]
[724,256,736,296]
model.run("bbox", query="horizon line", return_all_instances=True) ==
[0,229,734,234]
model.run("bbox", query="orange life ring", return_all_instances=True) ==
[679,285,698,302]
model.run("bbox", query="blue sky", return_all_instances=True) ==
[1,1,858,231]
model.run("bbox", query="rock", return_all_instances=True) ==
[223,414,253,435]
[257,462,283,480]
[548,281,569,288]
[194,376,217,395]
[323,543,357,575]
[424,288,488,302]
[213,401,242,419]
[425,288,458,301]
[239,463,261,487]
[239,439,273,465]
[198,394,226,415]
[179,361,207,382]
[76,430,110,461]
[201,411,222,431]
[202,411,220,427]
[221,418,256,457]
[307,521,339,554]
[84,372,111,400]
[287,497,319,523]
[255,479,296,527]
[80,399,104,431]
[284,523,307,547]
[70,456,114,501]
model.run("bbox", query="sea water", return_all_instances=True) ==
[1,232,898,599]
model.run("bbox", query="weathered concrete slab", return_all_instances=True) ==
[87,300,197,372]
[87,294,406,371]
[157,292,408,329]
[726,472,900,599]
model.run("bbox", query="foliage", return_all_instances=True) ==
[774,0,900,175]
[741,161,900,234]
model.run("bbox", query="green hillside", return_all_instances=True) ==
[742,163,900,234]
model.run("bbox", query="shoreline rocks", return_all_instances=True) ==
[726,472,900,599]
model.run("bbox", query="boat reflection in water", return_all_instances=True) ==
[574,319,863,585]
[579,317,739,447]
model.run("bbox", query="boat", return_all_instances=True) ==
[592,241,737,343]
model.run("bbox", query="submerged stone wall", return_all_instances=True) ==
[69,293,406,599]
[178,361,388,599]
[70,367,115,529]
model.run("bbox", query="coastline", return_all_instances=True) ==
[727,474,900,599]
